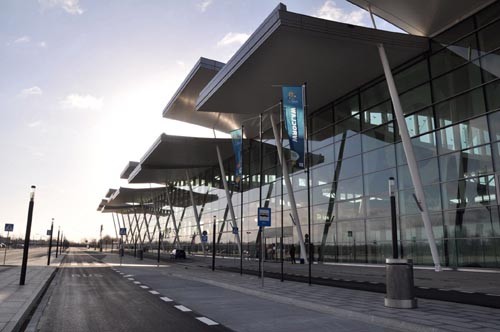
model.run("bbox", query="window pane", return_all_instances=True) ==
[485,80,500,111]
[493,142,500,171]
[362,100,393,129]
[334,94,359,122]
[405,108,435,137]
[364,168,396,195]
[476,1,500,28]
[439,145,493,181]
[432,17,474,51]
[334,116,360,139]
[361,122,396,152]
[310,142,334,166]
[394,59,429,93]
[311,162,334,186]
[311,126,334,151]
[363,145,396,173]
[365,195,390,217]
[338,155,362,180]
[430,34,479,77]
[477,19,500,53]
[435,87,486,127]
[311,106,333,133]
[337,176,363,200]
[437,116,490,153]
[480,51,500,82]
[398,158,440,189]
[441,175,496,210]
[399,184,442,215]
[400,83,432,114]
[361,80,389,110]
[335,134,361,159]
[432,62,482,102]
[337,198,364,219]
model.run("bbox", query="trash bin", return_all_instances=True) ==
[137,249,143,260]
[385,258,417,309]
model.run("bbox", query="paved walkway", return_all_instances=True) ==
[0,249,65,332]
[103,252,500,332]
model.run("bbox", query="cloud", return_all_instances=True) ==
[197,0,213,12]
[38,0,84,15]
[315,0,368,26]
[14,36,31,44]
[38,41,47,48]
[60,94,103,110]
[27,121,42,128]
[19,86,43,97]
[217,32,250,47]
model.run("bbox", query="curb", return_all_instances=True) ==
[2,255,65,332]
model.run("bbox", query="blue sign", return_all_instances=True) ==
[232,226,239,235]
[4,224,13,232]
[47,229,52,236]
[201,235,208,243]
[119,228,127,236]
[282,86,305,168]
[230,128,243,184]
[257,207,271,227]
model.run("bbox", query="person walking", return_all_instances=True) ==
[289,244,296,264]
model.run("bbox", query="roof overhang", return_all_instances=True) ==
[105,188,116,198]
[348,0,495,37]
[128,134,234,184]
[195,4,428,120]
[120,161,139,179]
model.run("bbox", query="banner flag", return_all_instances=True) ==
[282,86,305,168]
[230,128,243,183]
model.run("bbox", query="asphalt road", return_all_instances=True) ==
[33,249,231,332]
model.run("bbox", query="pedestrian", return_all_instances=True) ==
[289,244,296,264]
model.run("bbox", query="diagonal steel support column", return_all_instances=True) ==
[165,186,181,248]
[186,171,205,252]
[216,145,242,254]
[111,213,119,240]
[271,115,308,264]
[120,213,129,245]
[377,43,441,271]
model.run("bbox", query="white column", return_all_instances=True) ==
[270,115,308,264]
[216,145,242,255]
[186,170,206,252]
[378,44,441,271]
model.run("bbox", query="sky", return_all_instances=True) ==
[0,0,402,242]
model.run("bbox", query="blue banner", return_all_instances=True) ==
[230,128,243,183]
[282,86,305,168]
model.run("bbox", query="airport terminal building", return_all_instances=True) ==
[100,1,500,268]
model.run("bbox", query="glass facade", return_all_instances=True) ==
[155,2,500,268]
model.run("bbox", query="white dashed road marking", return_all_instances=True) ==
[160,297,173,302]
[140,285,149,289]
[174,305,191,312]
[133,281,141,284]
[149,290,160,295]
[127,278,134,281]
[196,317,219,326]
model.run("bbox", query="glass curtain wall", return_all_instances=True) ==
[167,1,500,268]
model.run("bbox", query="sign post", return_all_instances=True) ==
[119,228,126,266]
[3,224,14,265]
[47,219,53,266]
[258,208,271,287]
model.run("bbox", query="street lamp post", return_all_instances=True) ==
[47,219,54,265]
[20,185,36,286]
[212,216,216,271]
[99,225,103,252]
[55,227,60,258]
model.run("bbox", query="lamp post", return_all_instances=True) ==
[212,216,216,271]
[47,218,54,265]
[99,225,103,252]
[55,227,60,258]
[20,185,36,285]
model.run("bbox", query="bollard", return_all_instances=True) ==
[385,258,417,309]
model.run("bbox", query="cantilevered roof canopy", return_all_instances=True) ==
[97,199,108,211]
[348,0,495,37]
[196,3,428,119]
[109,186,217,208]
[120,161,139,179]
[128,133,233,184]
[105,188,116,198]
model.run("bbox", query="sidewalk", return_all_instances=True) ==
[102,252,500,332]
[0,250,65,332]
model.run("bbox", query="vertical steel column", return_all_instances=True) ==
[377,44,441,271]
[216,145,242,254]
[280,101,284,282]
[186,171,206,252]
[240,125,244,275]
[270,115,308,264]
[259,113,263,278]
[304,83,312,285]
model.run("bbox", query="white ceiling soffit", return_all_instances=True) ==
[195,3,428,120]
[348,0,495,37]
[127,133,234,184]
